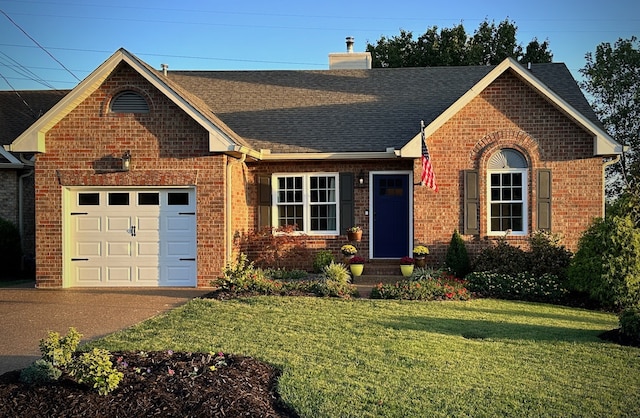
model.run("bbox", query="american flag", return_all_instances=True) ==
[420,120,438,192]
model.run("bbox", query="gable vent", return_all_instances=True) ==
[488,148,527,169]
[110,90,150,113]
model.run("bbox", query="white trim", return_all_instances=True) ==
[271,172,340,236]
[368,170,413,259]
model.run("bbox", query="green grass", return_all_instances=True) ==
[90,297,639,417]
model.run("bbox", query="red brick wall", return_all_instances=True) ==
[34,63,227,287]
[415,70,603,262]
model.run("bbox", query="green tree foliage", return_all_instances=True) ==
[366,18,552,68]
[568,216,640,310]
[444,230,470,278]
[580,37,640,197]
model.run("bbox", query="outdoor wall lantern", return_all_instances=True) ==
[121,150,131,171]
[357,169,366,187]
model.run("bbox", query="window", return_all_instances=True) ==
[110,90,149,113]
[273,173,338,234]
[487,149,528,235]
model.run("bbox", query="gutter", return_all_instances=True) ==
[226,152,247,263]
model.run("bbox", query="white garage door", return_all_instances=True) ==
[67,188,196,287]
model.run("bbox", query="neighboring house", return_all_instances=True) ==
[0,90,68,272]
[5,47,622,288]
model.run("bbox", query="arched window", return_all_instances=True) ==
[487,149,528,235]
[110,90,149,113]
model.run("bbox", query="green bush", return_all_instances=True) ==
[568,216,640,310]
[466,271,569,303]
[69,348,123,395]
[19,359,62,385]
[619,308,640,344]
[264,267,308,281]
[445,230,471,278]
[473,238,528,275]
[527,230,573,280]
[39,327,82,368]
[322,261,351,284]
[313,250,334,273]
[0,217,22,277]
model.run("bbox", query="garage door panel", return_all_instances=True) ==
[165,241,193,257]
[137,216,160,232]
[107,241,132,256]
[75,241,102,257]
[163,264,196,285]
[75,266,101,283]
[106,216,130,231]
[106,266,132,282]
[137,241,160,256]
[165,216,193,232]
[137,266,160,282]
[76,217,101,232]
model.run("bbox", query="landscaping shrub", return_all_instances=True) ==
[264,267,307,281]
[527,230,573,280]
[466,271,569,303]
[322,261,351,284]
[472,237,528,275]
[445,230,471,278]
[69,348,123,395]
[568,215,640,310]
[312,250,334,273]
[39,327,82,368]
[0,216,22,277]
[619,307,640,344]
[19,359,62,385]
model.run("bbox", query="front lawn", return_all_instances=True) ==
[90,297,639,417]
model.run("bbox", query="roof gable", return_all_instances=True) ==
[7,49,255,157]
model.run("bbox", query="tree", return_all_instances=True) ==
[580,37,640,198]
[366,18,553,68]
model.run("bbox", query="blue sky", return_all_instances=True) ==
[0,0,637,90]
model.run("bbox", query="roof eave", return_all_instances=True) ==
[260,149,399,161]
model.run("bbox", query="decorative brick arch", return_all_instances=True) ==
[469,129,540,170]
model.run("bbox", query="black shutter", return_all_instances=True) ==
[339,172,354,234]
[464,170,479,235]
[258,176,271,228]
[537,169,552,231]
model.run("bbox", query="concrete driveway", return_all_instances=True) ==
[0,282,209,375]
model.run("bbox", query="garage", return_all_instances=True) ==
[65,188,197,287]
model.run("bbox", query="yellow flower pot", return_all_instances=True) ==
[400,264,414,277]
[350,264,364,277]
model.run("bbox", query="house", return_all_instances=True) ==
[0,90,68,274]
[5,47,622,288]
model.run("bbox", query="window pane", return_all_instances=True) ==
[502,189,512,200]
[78,193,100,206]
[491,173,500,185]
[513,188,522,200]
[513,173,522,186]
[491,188,500,200]
[108,192,129,206]
[168,192,189,205]
[502,173,511,186]
[138,192,159,205]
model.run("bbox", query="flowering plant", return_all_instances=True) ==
[349,256,365,264]
[341,244,357,255]
[400,256,414,265]
[413,245,429,256]
[346,226,362,233]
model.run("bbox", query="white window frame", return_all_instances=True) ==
[271,173,340,235]
[486,168,528,236]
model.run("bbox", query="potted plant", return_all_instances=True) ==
[349,256,365,277]
[341,244,357,261]
[412,245,429,268]
[400,256,414,277]
[346,226,363,242]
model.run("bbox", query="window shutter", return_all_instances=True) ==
[464,170,479,235]
[537,169,552,231]
[258,176,271,228]
[339,172,354,234]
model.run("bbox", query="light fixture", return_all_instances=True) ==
[121,150,131,171]
[357,169,365,186]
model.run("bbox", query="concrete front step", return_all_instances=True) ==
[352,274,405,286]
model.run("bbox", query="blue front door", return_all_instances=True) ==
[372,174,410,258]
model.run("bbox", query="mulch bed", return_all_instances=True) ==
[598,328,640,348]
[0,351,298,417]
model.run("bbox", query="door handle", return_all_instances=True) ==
[130,225,136,237]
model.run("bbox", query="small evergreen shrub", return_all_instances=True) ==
[619,308,640,344]
[568,216,640,310]
[472,238,528,275]
[19,359,62,385]
[313,250,335,273]
[39,327,82,368]
[527,230,573,280]
[445,230,470,278]
[466,271,569,303]
[69,348,123,395]
[0,217,22,277]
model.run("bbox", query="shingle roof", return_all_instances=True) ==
[168,63,599,154]
[0,90,68,146]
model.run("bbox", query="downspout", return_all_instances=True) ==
[18,168,34,270]
[226,153,247,263]
[602,154,621,217]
